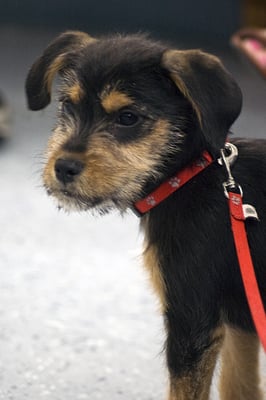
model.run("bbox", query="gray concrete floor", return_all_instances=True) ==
[0,26,265,399]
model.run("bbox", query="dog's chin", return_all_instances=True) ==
[45,187,126,215]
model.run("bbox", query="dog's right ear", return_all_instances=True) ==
[25,31,96,111]
[161,49,242,155]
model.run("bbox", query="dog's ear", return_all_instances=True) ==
[26,31,96,110]
[162,49,242,154]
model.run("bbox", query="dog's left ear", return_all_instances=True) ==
[26,31,96,111]
[162,49,242,154]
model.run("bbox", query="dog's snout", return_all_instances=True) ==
[55,158,84,184]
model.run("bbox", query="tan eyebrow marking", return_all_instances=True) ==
[66,83,85,103]
[101,90,133,113]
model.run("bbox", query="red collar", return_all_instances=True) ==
[133,151,213,216]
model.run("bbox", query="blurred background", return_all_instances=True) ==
[0,1,265,399]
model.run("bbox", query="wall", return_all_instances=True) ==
[0,0,241,42]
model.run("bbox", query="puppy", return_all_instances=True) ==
[26,31,266,400]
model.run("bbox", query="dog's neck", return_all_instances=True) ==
[132,151,214,217]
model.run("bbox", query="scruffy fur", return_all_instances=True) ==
[26,31,266,399]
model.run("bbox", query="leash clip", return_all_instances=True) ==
[220,143,259,221]
[219,143,241,198]
[218,142,238,167]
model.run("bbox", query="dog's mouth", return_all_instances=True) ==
[45,186,122,214]
[59,189,77,199]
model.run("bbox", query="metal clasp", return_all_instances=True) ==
[219,142,259,221]
[218,142,238,168]
[219,143,241,198]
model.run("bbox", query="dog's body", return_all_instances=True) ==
[26,32,266,399]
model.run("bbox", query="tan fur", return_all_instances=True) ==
[43,119,172,210]
[162,50,222,129]
[142,239,167,312]
[66,83,85,103]
[44,31,96,100]
[44,55,66,98]
[220,326,263,400]
[161,50,202,127]
[168,326,225,400]
[101,90,133,113]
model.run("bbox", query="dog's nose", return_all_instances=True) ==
[55,158,84,184]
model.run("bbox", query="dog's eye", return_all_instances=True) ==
[60,99,74,115]
[116,111,139,127]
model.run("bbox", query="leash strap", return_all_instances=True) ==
[228,191,266,351]
[220,143,266,351]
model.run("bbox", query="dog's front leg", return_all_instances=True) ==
[165,317,224,400]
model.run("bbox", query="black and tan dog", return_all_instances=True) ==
[26,31,266,400]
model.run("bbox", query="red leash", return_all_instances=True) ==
[221,143,266,351]
[228,191,266,351]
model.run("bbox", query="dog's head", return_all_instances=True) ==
[26,31,242,213]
